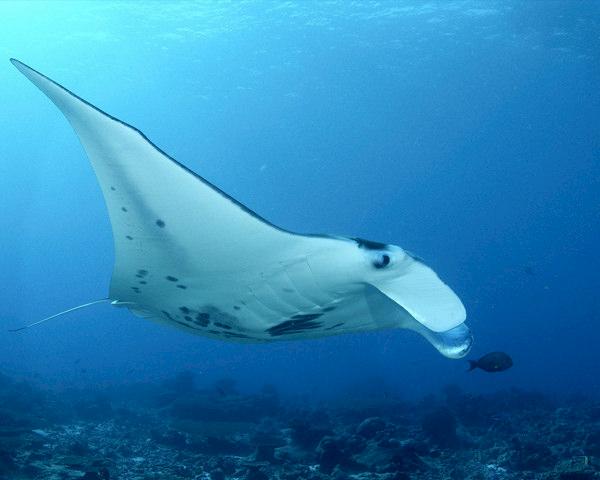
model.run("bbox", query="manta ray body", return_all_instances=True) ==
[11,59,473,358]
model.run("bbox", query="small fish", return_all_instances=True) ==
[467,352,513,372]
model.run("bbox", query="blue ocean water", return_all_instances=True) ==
[1,0,599,407]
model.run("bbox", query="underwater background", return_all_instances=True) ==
[1,1,599,479]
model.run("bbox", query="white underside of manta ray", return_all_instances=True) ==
[11,59,473,359]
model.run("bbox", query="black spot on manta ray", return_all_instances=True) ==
[194,313,209,327]
[291,313,323,321]
[223,332,250,339]
[233,305,241,311]
[110,186,116,191]
[139,280,147,285]
[354,237,389,251]
[121,207,128,212]
[325,322,344,331]
[166,276,178,282]
[170,318,202,330]
[179,306,190,314]
[131,286,141,293]
[156,219,165,228]
[196,305,237,328]
[184,315,193,322]
[176,285,187,289]
[161,310,203,330]
[214,322,232,330]
[267,314,323,336]
[126,235,133,240]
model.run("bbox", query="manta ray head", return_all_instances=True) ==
[353,238,473,358]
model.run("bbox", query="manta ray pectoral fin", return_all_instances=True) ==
[11,59,300,308]
[371,259,466,333]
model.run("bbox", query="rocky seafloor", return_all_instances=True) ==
[1,371,599,480]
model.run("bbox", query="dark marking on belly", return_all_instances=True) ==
[179,306,190,314]
[139,280,147,285]
[126,235,133,240]
[195,313,210,327]
[325,322,344,330]
[161,311,201,331]
[121,207,128,212]
[156,219,165,228]
[166,276,178,282]
[214,322,232,330]
[223,332,250,339]
[135,269,148,279]
[267,314,323,336]
[176,285,187,289]
[291,313,323,321]
[233,305,241,311]
[184,315,193,322]
[174,319,202,330]
[131,286,141,293]
[110,186,116,191]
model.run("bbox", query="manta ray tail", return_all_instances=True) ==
[9,299,112,332]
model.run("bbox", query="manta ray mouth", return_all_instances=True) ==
[419,322,473,359]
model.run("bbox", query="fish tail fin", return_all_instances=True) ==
[467,360,478,372]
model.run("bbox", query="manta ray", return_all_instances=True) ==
[10,59,473,359]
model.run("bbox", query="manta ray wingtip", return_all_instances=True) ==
[9,58,32,75]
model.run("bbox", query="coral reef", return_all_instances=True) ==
[0,373,599,479]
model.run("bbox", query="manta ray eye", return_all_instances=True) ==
[372,253,391,269]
